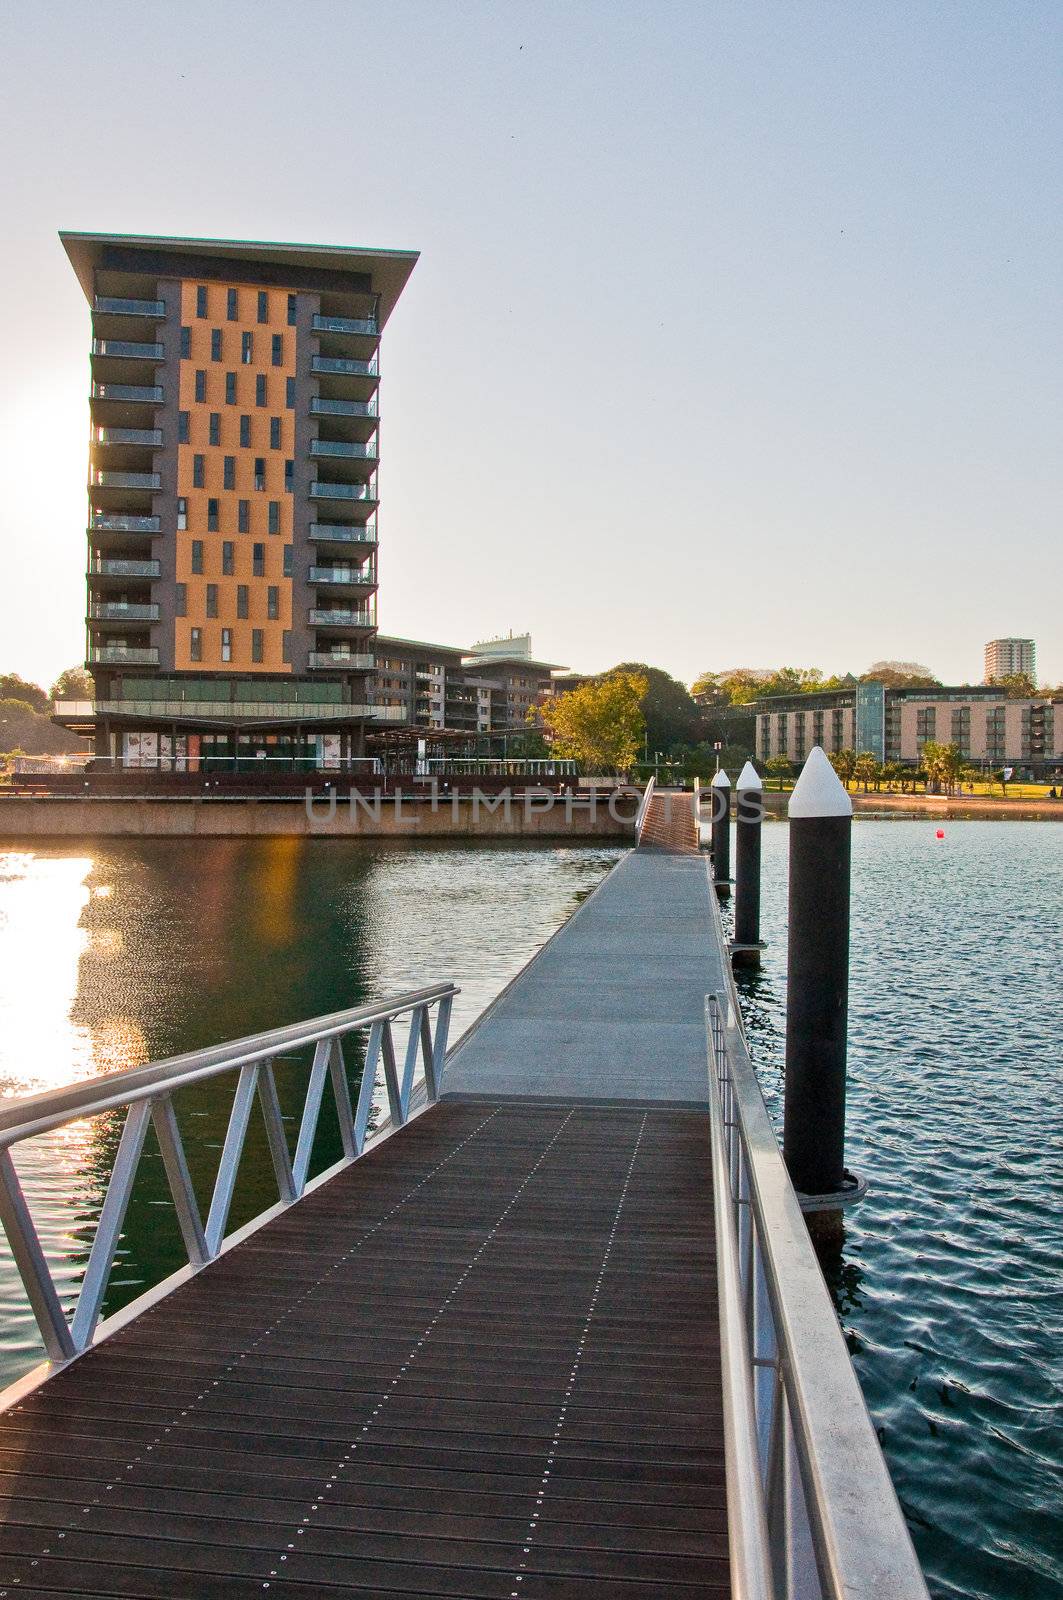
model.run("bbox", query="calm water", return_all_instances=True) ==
[0,827,1059,1599]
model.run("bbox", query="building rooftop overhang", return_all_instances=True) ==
[375,634,471,661]
[61,231,419,326]
[462,653,566,673]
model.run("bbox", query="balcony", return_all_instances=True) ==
[88,558,161,580]
[309,440,378,462]
[94,427,163,448]
[307,652,375,670]
[74,699,385,723]
[310,353,379,400]
[90,602,160,624]
[309,567,377,591]
[308,609,376,630]
[90,470,161,491]
[308,480,378,505]
[90,382,163,406]
[93,297,165,319]
[89,513,160,534]
[88,646,160,666]
[312,314,379,337]
[308,522,377,548]
[91,339,164,361]
[309,397,378,419]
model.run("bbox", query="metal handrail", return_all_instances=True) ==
[705,990,928,1599]
[634,774,656,841]
[0,984,457,1373]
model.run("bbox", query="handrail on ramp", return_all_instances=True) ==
[706,991,929,1600]
[633,773,656,842]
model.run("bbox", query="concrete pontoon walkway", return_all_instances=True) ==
[442,851,727,1106]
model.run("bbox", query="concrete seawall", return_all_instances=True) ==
[0,793,633,840]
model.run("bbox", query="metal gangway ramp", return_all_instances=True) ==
[0,848,927,1599]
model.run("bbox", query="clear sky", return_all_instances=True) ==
[0,0,1059,693]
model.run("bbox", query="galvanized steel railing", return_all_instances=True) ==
[633,773,656,842]
[706,990,929,1600]
[0,984,456,1376]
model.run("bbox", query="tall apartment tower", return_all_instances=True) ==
[984,638,1036,684]
[58,232,417,770]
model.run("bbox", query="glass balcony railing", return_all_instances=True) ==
[309,440,378,461]
[309,567,376,586]
[89,513,160,533]
[94,296,166,318]
[309,481,377,501]
[312,314,379,337]
[90,382,164,404]
[91,339,164,360]
[94,427,163,447]
[89,558,161,579]
[85,699,383,722]
[307,652,375,670]
[88,646,160,666]
[309,397,378,419]
[90,603,160,622]
[311,355,379,378]
[308,609,376,628]
[308,523,377,544]
[90,470,161,490]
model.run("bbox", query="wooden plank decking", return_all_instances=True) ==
[0,1098,726,1598]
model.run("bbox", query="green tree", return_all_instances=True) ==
[0,699,86,756]
[828,748,857,788]
[861,660,940,689]
[987,672,1038,698]
[608,663,701,752]
[764,755,793,790]
[51,666,93,700]
[537,672,647,775]
[0,674,49,714]
[854,751,881,792]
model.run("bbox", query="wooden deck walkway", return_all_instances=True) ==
[0,1097,727,1598]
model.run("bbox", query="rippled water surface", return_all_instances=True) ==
[730,821,1062,1600]
[0,826,1059,1599]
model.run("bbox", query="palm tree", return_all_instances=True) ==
[828,748,857,789]
[854,751,880,792]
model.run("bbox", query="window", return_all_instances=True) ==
[252,629,264,664]
[267,501,280,535]
[285,376,295,408]
[177,496,187,530]
[237,585,249,620]
[227,288,238,321]
[254,458,266,491]
[210,328,222,362]
[267,585,279,620]
[191,540,203,574]
[190,626,202,661]
[207,498,219,531]
[255,374,267,407]
[192,453,204,487]
[205,584,218,618]
[221,628,232,663]
[270,416,281,449]
[241,331,253,365]
[222,540,235,575]
[287,294,297,326]
[282,543,293,577]
[252,543,265,577]
[282,630,292,664]
[195,285,207,318]
[180,325,191,359]
[194,369,206,403]
[238,499,249,534]
[239,414,251,448]
[175,583,187,617]
[284,458,294,492]
[209,412,220,446]
[271,333,283,366]
[178,411,189,444]
[225,371,236,405]
[257,291,268,324]
[223,455,235,489]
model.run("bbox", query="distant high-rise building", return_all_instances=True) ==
[56,231,418,770]
[984,638,1036,683]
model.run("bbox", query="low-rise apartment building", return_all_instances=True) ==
[372,634,563,739]
[755,682,1062,775]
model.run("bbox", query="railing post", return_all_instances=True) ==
[783,746,860,1242]
[733,760,763,967]
[710,769,732,896]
